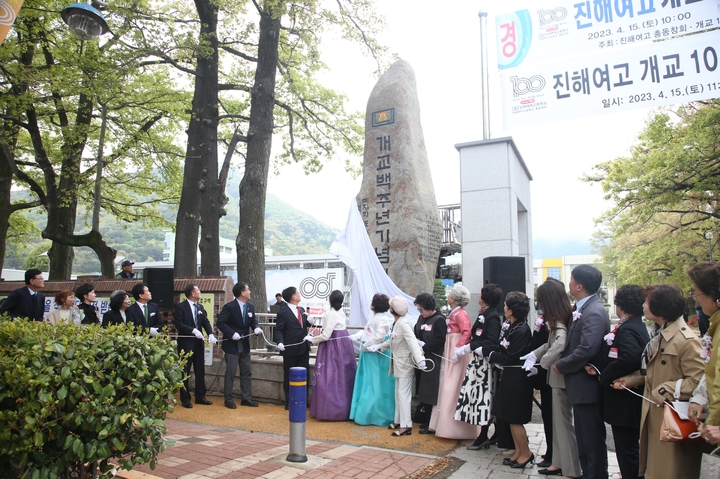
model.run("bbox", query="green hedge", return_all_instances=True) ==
[0,319,186,478]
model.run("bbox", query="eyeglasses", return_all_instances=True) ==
[690,291,706,298]
[32,276,44,281]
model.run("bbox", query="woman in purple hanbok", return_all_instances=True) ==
[308,290,357,420]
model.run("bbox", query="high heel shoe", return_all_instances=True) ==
[502,458,517,466]
[510,453,534,469]
[466,438,490,450]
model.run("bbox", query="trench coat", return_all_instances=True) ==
[638,317,704,479]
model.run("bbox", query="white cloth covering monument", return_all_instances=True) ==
[356,60,442,298]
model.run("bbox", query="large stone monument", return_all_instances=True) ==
[357,60,442,298]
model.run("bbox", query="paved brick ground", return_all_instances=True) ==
[127,420,435,479]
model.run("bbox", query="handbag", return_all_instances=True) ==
[700,447,720,479]
[660,379,702,443]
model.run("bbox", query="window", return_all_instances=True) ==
[546,267,561,281]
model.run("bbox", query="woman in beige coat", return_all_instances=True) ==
[369,296,426,436]
[523,279,582,478]
[634,285,705,479]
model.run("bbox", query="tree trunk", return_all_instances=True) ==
[237,5,281,313]
[0,138,12,273]
[175,0,220,277]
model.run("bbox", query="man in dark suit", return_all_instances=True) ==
[217,282,262,409]
[174,284,217,408]
[273,286,312,409]
[554,264,611,479]
[0,268,46,321]
[126,283,163,335]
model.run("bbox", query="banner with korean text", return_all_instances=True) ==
[500,29,720,128]
[496,0,720,70]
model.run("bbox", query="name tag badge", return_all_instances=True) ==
[608,347,619,359]
[476,329,483,336]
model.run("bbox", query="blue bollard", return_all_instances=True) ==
[286,366,307,463]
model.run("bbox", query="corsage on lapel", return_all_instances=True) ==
[534,315,544,332]
[500,338,510,349]
[248,312,253,318]
[478,315,485,324]
[572,310,582,322]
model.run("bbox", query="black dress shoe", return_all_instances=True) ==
[195,397,213,405]
[182,401,193,408]
[285,404,289,410]
[241,400,258,407]
[419,427,434,435]
[537,459,552,468]
[510,454,534,469]
[224,401,237,409]
[467,438,490,450]
[539,468,563,476]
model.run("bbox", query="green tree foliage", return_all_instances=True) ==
[0,320,185,477]
[159,0,388,290]
[7,182,337,275]
[0,0,186,278]
[433,279,447,310]
[585,100,720,288]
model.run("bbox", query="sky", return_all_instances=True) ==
[265,1,656,257]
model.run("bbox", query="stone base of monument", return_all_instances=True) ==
[187,354,315,404]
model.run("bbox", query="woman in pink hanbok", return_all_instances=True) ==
[425,285,480,439]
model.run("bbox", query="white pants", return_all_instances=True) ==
[394,375,414,427]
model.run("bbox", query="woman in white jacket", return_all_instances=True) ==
[369,296,426,437]
[349,293,396,426]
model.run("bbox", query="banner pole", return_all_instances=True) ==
[478,11,490,140]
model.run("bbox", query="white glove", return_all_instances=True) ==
[451,353,460,363]
[366,344,380,353]
[520,351,537,371]
[303,334,313,342]
[418,360,427,370]
[208,334,218,344]
[473,346,484,358]
[232,332,241,340]
[527,367,538,377]
[307,316,316,325]
[149,327,158,336]
[418,340,425,348]
[254,327,263,335]
[350,330,363,341]
[277,343,285,351]
[455,344,471,358]
[192,328,203,339]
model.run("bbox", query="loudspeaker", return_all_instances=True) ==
[143,268,175,310]
[483,256,526,316]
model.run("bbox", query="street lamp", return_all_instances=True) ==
[61,1,109,41]
[706,232,714,261]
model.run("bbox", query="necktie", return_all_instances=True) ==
[144,304,149,325]
[297,307,303,326]
[242,303,246,325]
[193,303,199,328]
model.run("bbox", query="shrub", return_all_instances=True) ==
[0,319,186,478]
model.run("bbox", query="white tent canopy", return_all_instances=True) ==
[330,197,420,327]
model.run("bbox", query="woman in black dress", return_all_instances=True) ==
[586,284,649,479]
[413,293,446,431]
[102,290,132,327]
[75,283,100,325]
[488,291,534,469]
[454,283,503,449]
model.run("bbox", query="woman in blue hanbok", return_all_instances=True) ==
[349,293,396,426]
